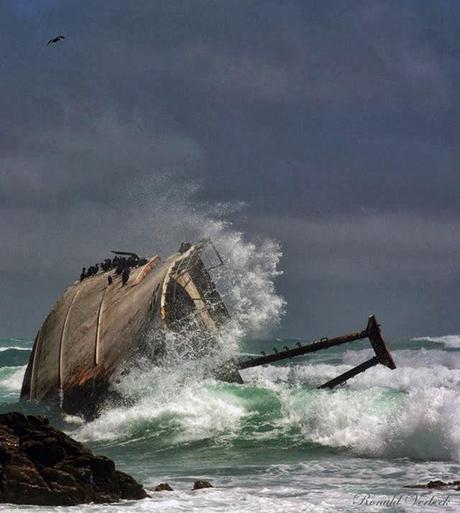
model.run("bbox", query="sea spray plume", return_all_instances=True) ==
[120,177,286,337]
[200,219,286,338]
[125,176,286,337]
[75,219,286,442]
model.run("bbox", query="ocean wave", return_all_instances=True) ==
[243,352,460,392]
[0,347,31,367]
[343,347,460,369]
[0,365,26,399]
[0,338,31,343]
[412,335,460,348]
[237,371,460,461]
[75,378,248,444]
[0,346,31,352]
[77,379,460,463]
[278,384,460,461]
[71,345,460,464]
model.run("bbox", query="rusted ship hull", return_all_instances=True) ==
[20,242,234,417]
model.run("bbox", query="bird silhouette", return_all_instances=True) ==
[47,35,65,46]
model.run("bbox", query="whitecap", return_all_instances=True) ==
[412,335,460,348]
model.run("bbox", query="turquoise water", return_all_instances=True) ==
[1,335,460,512]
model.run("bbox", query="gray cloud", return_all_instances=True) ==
[0,0,459,339]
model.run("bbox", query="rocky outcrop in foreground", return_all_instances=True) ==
[0,412,147,505]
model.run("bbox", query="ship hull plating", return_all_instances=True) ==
[20,243,233,417]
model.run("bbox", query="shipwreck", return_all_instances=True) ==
[21,240,396,418]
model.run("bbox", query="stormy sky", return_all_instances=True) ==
[1,0,459,340]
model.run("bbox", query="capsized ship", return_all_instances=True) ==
[21,240,397,418]
[20,241,234,417]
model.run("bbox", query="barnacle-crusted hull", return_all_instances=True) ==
[20,243,234,417]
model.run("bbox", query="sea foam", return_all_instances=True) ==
[412,335,460,348]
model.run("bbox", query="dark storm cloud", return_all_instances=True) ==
[0,0,459,337]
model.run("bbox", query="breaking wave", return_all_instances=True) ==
[65,212,460,466]
[72,338,460,464]
[207,225,286,338]
[412,335,460,348]
[242,361,460,461]
[0,340,456,467]
[0,346,30,352]
[1,216,458,468]
[0,365,27,401]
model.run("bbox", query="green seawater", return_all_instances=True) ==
[1,336,459,512]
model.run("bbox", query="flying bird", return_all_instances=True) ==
[47,35,65,46]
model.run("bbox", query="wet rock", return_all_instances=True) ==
[193,480,213,490]
[23,439,66,466]
[405,479,460,489]
[427,480,448,489]
[154,483,174,492]
[0,412,148,505]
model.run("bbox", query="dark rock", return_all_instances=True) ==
[38,466,79,488]
[115,470,149,500]
[89,455,116,476]
[0,448,11,464]
[23,439,65,466]
[0,412,147,505]
[427,480,448,489]
[405,479,460,489]
[154,482,173,492]
[72,455,93,468]
[26,415,49,428]
[193,480,213,490]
